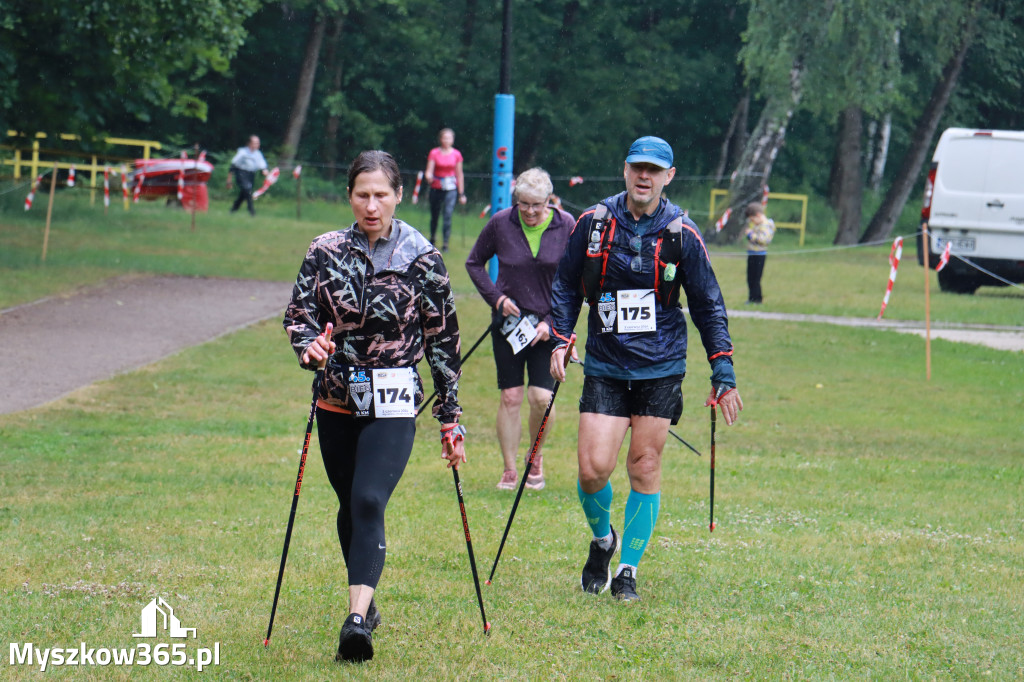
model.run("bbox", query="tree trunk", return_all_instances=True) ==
[713,63,803,244]
[859,32,972,243]
[868,113,892,191]
[280,12,327,165]
[713,92,749,184]
[323,15,346,182]
[833,106,863,245]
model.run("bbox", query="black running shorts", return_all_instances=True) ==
[578,374,684,424]
[490,321,557,392]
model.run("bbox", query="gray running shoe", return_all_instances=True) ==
[580,525,618,594]
[610,566,640,602]
[336,613,373,663]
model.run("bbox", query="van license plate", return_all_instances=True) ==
[936,237,975,252]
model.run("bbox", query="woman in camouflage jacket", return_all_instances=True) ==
[283,150,465,663]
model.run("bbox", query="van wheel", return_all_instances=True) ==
[937,267,979,294]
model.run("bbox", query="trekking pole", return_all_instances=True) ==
[669,429,702,456]
[487,334,575,585]
[417,320,495,417]
[264,322,332,647]
[709,396,718,533]
[445,439,491,636]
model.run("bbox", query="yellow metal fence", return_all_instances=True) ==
[710,188,808,246]
[2,131,162,190]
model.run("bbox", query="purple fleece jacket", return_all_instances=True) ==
[465,205,576,325]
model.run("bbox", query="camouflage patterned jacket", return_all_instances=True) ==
[283,219,462,423]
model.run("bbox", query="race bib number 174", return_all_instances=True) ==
[347,367,417,418]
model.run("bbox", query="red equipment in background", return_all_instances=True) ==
[129,157,213,212]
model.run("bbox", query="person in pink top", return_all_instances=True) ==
[423,128,466,251]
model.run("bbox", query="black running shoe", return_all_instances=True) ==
[335,613,373,663]
[580,525,618,594]
[611,566,640,602]
[365,598,382,632]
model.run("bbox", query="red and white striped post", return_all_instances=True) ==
[24,174,42,211]
[412,170,423,205]
[877,236,903,319]
[103,167,110,213]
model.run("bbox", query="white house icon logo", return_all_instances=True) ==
[133,597,196,639]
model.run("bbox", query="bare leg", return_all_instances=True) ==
[624,415,670,493]
[577,412,630,493]
[496,386,524,473]
[525,385,553,474]
[348,584,375,617]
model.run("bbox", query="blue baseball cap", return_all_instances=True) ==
[625,136,674,169]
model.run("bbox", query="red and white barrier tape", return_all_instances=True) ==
[253,167,280,199]
[935,241,951,272]
[24,174,43,211]
[714,207,732,232]
[569,176,584,187]
[103,167,110,207]
[133,172,144,203]
[877,236,903,319]
[121,167,129,203]
[293,165,302,179]
[762,184,769,206]
[68,165,76,188]
[412,170,423,205]
[480,204,491,219]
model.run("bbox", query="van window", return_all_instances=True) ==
[939,138,989,193]
[985,141,1024,195]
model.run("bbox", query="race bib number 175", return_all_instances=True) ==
[616,289,657,333]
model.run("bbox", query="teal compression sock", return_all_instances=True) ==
[577,480,612,538]
[620,489,661,567]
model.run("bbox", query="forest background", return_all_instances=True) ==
[2,0,1023,243]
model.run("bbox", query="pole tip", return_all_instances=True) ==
[485,622,492,635]
[710,522,716,532]
[485,579,491,586]
[263,638,270,648]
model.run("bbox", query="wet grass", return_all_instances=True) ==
[1,190,1022,679]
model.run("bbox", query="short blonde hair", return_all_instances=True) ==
[514,167,553,201]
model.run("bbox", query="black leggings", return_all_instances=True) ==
[316,409,416,588]
[747,253,766,303]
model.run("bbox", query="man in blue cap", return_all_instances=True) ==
[548,136,743,601]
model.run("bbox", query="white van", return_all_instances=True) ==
[919,127,1024,294]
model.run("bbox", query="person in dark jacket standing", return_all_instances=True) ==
[228,135,268,215]
[283,150,466,663]
[466,168,574,491]
[548,136,744,602]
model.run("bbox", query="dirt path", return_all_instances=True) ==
[2,276,1020,415]
[0,275,292,414]
[727,309,1024,352]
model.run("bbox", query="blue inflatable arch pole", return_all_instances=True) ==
[488,0,514,283]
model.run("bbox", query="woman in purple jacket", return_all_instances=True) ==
[466,168,574,491]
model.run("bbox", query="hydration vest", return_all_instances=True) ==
[579,203,685,308]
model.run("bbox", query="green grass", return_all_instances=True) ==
[1,192,1023,680]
